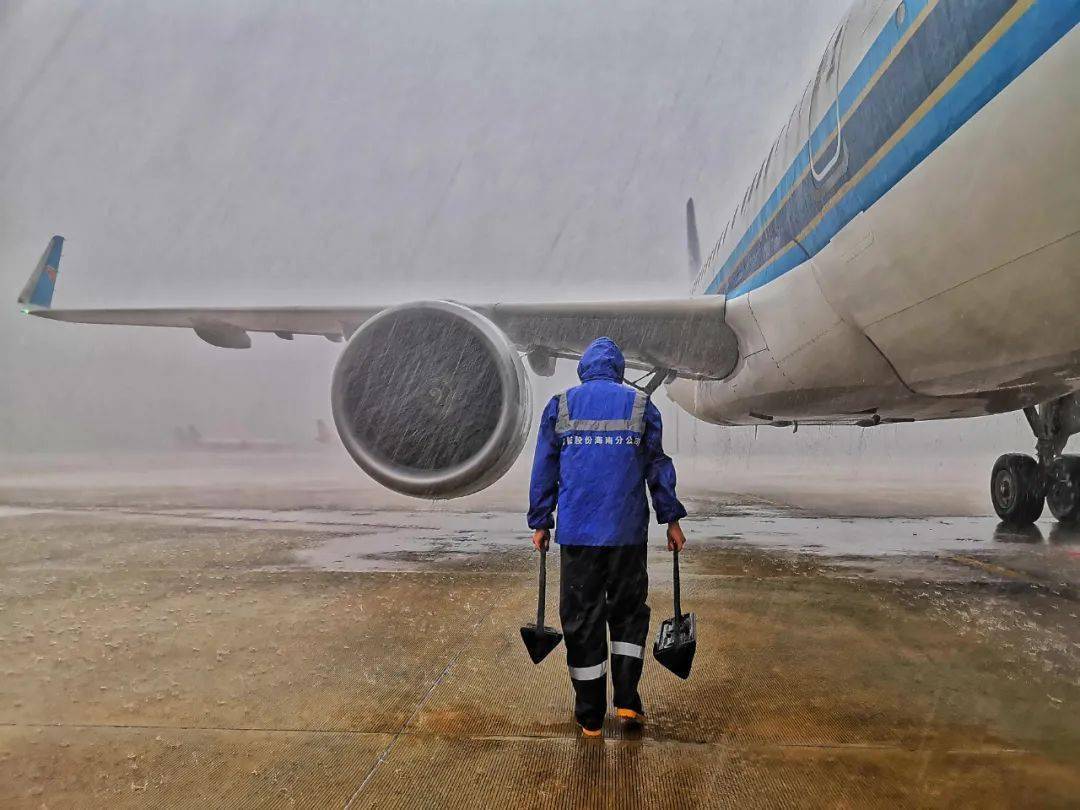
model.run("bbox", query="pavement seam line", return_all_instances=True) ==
[341,654,463,808]
[463,734,1031,754]
[0,723,1032,757]
[342,588,504,809]
[0,721,387,736]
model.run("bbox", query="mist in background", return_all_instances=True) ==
[0,0,1030,462]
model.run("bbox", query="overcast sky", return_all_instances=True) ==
[0,0,1030,458]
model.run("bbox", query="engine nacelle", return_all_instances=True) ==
[330,300,531,498]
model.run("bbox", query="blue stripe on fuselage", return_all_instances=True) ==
[702,0,929,294]
[707,0,1080,298]
[713,0,1014,294]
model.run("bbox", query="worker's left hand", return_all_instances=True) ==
[532,528,551,551]
[666,521,687,552]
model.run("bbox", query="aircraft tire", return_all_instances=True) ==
[990,454,1044,525]
[1046,455,1080,524]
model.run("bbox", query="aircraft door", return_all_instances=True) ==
[808,25,846,185]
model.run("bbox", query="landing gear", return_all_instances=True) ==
[993,395,1080,526]
[990,453,1044,524]
[1046,455,1080,522]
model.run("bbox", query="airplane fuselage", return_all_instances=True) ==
[669,0,1080,427]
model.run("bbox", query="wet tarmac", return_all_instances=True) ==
[1,453,1078,807]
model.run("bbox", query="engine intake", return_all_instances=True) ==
[330,300,531,498]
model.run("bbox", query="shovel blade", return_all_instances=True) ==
[653,612,696,679]
[520,624,563,664]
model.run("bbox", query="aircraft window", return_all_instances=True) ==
[808,24,845,182]
[895,1,907,26]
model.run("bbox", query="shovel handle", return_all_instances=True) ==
[673,548,682,625]
[536,547,547,628]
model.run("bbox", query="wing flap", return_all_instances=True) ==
[485,297,736,380]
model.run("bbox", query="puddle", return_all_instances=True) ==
[0,506,54,519]
[10,504,1079,582]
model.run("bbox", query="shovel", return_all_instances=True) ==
[653,549,696,679]
[520,547,563,664]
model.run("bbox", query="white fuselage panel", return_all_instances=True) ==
[671,11,1080,427]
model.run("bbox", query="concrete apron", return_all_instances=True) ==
[0,508,1077,807]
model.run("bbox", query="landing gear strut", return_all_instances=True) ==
[992,395,1080,525]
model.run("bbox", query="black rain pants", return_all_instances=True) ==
[559,543,650,730]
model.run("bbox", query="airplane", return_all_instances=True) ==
[16,0,1080,525]
[172,419,335,451]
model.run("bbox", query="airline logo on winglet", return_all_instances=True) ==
[17,235,64,312]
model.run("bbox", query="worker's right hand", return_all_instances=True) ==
[666,521,686,552]
[532,528,551,551]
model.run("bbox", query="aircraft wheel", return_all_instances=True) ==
[990,454,1044,525]
[1046,455,1080,524]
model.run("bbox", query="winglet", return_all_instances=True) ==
[18,235,64,311]
[686,199,701,282]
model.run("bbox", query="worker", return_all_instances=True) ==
[528,336,687,738]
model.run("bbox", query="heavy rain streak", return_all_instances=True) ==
[1,1,1078,806]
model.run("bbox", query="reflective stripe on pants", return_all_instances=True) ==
[610,641,644,659]
[568,661,607,681]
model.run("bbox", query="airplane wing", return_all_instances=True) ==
[19,236,738,380]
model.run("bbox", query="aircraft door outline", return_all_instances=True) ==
[808,24,846,184]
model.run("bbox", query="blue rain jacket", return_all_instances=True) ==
[527,337,687,546]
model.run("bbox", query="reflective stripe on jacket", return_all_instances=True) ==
[527,337,687,546]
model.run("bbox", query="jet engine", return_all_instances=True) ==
[330,300,531,498]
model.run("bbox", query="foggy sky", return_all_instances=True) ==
[0,1,1030,458]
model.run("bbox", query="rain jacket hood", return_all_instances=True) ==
[577,337,625,383]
